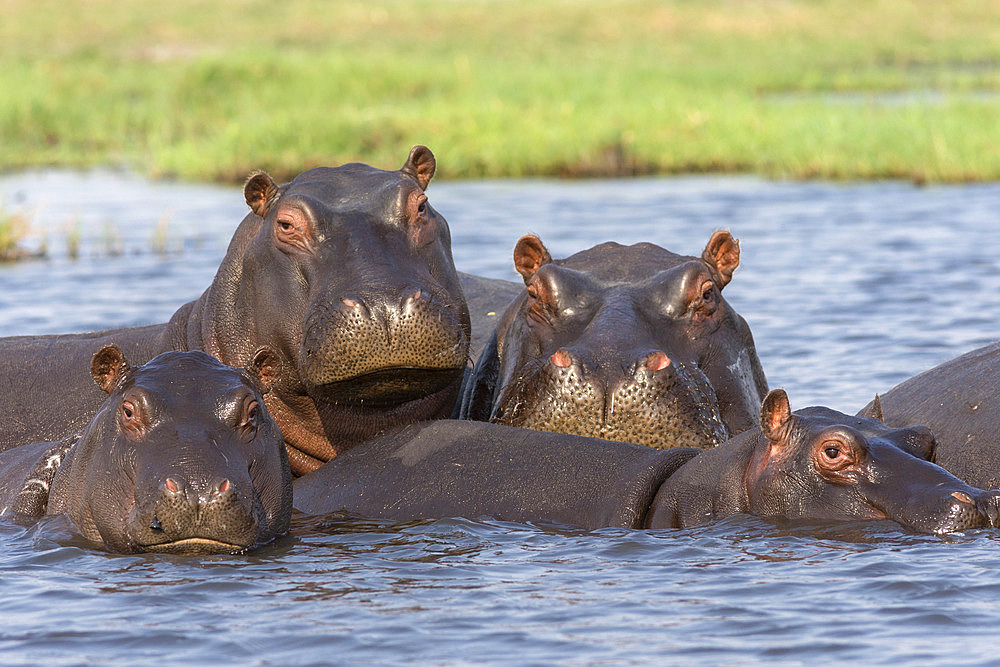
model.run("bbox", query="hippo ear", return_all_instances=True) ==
[760,389,793,443]
[244,171,279,218]
[860,394,885,423]
[513,235,553,283]
[246,346,283,394]
[91,344,131,394]
[701,230,740,288]
[400,145,436,190]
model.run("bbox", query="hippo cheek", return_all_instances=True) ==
[494,358,729,449]
[297,291,468,405]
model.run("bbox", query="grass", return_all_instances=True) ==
[1,0,1000,183]
[0,206,32,261]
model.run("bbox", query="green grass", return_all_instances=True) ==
[0,206,31,261]
[2,0,1000,183]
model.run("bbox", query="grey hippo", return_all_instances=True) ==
[860,342,1000,489]
[460,231,768,449]
[0,345,291,554]
[295,390,999,535]
[0,147,472,475]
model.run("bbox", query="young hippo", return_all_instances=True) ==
[0,346,292,554]
[858,342,1000,490]
[461,232,768,450]
[646,389,1000,534]
[0,146,470,476]
[295,391,999,535]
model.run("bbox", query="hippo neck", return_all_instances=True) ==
[159,212,261,364]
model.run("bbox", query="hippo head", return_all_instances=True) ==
[202,146,471,474]
[48,346,292,554]
[465,232,767,449]
[746,389,1000,534]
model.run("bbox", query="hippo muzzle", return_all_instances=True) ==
[494,352,730,449]
[298,285,469,405]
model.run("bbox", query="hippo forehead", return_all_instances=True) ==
[284,164,416,213]
[127,351,249,397]
[556,242,695,283]
[793,406,918,442]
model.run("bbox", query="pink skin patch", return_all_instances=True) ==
[550,349,572,368]
[951,491,974,504]
[165,478,179,493]
[645,351,671,372]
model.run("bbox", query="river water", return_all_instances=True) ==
[0,170,999,663]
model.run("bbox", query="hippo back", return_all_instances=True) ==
[294,420,700,530]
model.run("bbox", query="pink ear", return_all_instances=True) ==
[701,230,740,288]
[91,344,130,394]
[247,346,283,394]
[244,171,278,218]
[760,389,792,443]
[513,235,553,283]
[400,145,436,190]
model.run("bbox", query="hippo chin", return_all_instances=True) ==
[0,346,291,554]
[461,231,767,449]
[858,342,1000,490]
[295,391,999,535]
[0,146,470,476]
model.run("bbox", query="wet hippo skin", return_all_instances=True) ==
[461,231,768,450]
[0,147,471,476]
[859,342,1000,490]
[0,346,291,554]
[295,391,1000,535]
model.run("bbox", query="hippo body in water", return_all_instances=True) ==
[460,231,768,449]
[860,342,1000,489]
[0,346,291,554]
[0,147,471,475]
[295,391,999,535]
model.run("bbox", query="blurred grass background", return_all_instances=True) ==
[1,0,999,183]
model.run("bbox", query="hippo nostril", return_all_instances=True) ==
[645,351,671,372]
[952,491,974,504]
[342,298,360,308]
[150,515,163,532]
[551,349,572,368]
[164,477,181,494]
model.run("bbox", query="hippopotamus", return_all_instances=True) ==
[0,147,470,475]
[0,345,291,554]
[859,342,1000,489]
[460,231,768,449]
[294,390,999,535]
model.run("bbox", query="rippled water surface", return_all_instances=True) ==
[1,171,999,663]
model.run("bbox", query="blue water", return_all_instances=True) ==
[1,170,1000,663]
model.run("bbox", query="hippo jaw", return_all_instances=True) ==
[303,366,466,406]
[140,537,255,555]
[493,356,730,449]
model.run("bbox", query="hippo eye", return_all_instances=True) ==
[247,401,259,423]
[417,200,427,215]
[277,219,293,232]
[700,281,715,302]
[824,446,841,459]
[122,401,134,420]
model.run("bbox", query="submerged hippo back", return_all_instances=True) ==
[462,232,767,450]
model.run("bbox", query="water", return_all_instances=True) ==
[1,170,1000,663]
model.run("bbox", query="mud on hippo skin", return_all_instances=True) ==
[0,346,291,554]
[461,231,768,449]
[647,390,1000,534]
[0,147,470,477]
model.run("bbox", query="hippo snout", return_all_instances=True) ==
[928,489,1000,534]
[298,286,469,403]
[128,473,264,554]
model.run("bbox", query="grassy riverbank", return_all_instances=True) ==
[2,0,1000,183]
